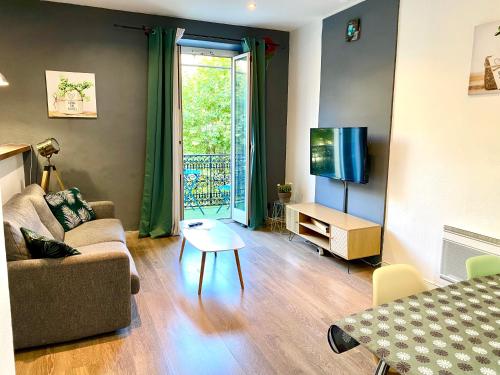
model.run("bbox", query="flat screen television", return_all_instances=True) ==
[310,127,368,184]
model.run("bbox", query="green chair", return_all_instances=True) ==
[465,254,500,279]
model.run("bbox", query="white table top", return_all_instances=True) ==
[180,219,245,252]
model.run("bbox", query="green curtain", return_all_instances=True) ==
[139,27,176,238]
[242,38,267,229]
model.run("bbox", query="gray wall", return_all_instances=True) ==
[0,0,289,229]
[316,0,399,226]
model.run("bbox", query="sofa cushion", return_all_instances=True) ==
[64,219,126,248]
[22,184,65,241]
[76,241,140,294]
[45,187,96,231]
[88,201,115,219]
[3,194,54,261]
[21,227,81,258]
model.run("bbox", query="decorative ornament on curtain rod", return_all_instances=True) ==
[263,36,278,61]
[0,72,9,87]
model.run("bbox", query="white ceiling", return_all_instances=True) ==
[45,0,365,31]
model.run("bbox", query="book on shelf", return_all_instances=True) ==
[310,218,329,234]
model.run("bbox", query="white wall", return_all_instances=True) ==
[0,187,15,374]
[0,154,26,204]
[384,0,500,284]
[285,20,322,203]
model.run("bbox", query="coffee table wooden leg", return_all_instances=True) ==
[234,249,244,290]
[179,237,186,262]
[198,252,207,295]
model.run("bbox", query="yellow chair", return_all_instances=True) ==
[372,264,428,373]
[373,264,428,306]
[466,254,500,279]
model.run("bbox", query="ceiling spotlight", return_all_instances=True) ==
[247,2,256,10]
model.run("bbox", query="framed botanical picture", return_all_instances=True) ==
[468,21,500,95]
[45,70,97,118]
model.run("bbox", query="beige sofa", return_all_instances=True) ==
[3,184,140,349]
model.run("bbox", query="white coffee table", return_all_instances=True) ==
[179,219,246,295]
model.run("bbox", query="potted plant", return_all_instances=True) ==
[277,183,292,203]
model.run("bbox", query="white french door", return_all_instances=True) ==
[231,52,252,226]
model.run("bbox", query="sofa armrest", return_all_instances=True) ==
[89,201,115,219]
[7,252,131,349]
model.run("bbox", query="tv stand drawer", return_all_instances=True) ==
[330,227,348,258]
[286,207,299,234]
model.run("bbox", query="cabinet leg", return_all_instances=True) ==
[318,247,325,256]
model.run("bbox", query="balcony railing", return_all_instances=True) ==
[183,154,230,208]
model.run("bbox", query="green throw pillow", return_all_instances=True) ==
[45,187,96,231]
[21,227,81,258]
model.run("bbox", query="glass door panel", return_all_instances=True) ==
[231,52,251,225]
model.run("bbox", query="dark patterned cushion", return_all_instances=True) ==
[20,227,81,258]
[44,187,96,231]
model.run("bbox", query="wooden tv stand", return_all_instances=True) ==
[285,203,381,260]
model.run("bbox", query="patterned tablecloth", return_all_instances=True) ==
[329,274,500,375]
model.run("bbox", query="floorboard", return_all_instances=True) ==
[15,223,377,375]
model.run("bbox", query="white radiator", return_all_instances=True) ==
[440,225,500,283]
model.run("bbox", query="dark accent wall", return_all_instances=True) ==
[316,0,399,226]
[0,0,289,229]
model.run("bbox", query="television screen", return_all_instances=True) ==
[310,127,368,184]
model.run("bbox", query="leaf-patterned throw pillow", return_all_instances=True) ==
[21,227,81,258]
[45,187,96,231]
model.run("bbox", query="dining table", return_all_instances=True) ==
[328,274,500,375]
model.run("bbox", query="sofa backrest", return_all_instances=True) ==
[3,193,54,261]
[22,184,64,241]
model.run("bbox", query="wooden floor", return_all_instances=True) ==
[15,223,377,375]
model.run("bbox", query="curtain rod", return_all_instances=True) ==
[113,23,280,47]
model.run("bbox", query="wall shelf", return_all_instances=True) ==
[0,144,31,161]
